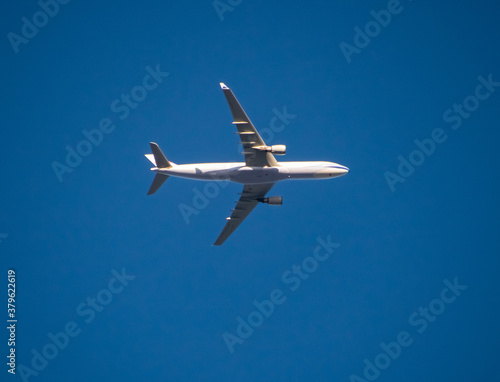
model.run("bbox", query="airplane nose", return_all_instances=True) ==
[341,166,349,174]
[314,166,350,178]
[337,167,349,176]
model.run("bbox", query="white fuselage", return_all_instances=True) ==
[154,161,349,184]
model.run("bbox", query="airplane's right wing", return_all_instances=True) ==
[220,83,278,167]
[213,182,275,246]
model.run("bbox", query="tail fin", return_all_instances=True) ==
[146,142,171,195]
[147,173,169,195]
[149,142,172,168]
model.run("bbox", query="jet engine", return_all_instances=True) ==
[253,145,286,155]
[257,196,283,205]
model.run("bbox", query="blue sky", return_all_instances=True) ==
[2,0,500,381]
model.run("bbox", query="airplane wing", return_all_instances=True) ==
[214,182,275,246]
[220,83,278,167]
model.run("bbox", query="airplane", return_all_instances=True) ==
[145,83,349,245]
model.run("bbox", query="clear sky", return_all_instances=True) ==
[2,0,500,381]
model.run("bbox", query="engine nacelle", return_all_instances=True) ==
[257,196,283,205]
[253,145,286,155]
[269,145,286,155]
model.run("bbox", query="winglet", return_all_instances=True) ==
[220,82,229,90]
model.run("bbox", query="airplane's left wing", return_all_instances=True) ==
[214,182,274,246]
[220,83,278,167]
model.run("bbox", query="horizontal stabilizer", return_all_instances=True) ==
[150,142,171,168]
[147,173,169,195]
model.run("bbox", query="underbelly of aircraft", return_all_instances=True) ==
[228,166,289,184]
